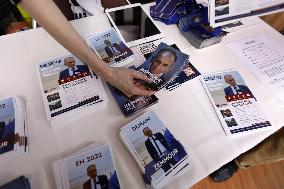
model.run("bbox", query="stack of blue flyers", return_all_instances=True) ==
[0,97,28,164]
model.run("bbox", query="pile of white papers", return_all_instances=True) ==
[228,35,284,104]
[120,111,190,189]
[52,144,121,189]
[36,54,108,129]
[0,97,28,163]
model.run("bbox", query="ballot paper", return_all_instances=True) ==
[228,35,284,104]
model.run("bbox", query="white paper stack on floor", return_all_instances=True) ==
[120,111,190,189]
[0,97,28,164]
[36,54,108,129]
[52,144,121,189]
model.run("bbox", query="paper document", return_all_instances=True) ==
[209,0,284,27]
[228,35,284,103]
[201,70,272,136]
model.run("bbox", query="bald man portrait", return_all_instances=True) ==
[143,127,177,173]
[148,48,177,85]
[59,56,90,81]
[83,164,108,189]
[223,74,252,96]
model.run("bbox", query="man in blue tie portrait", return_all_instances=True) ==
[59,56,90,81]
[223,74,252,97]
[143,127,176,173]
[83,164,108,189]
[103,39,123,59]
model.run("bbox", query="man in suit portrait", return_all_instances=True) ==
[59,56,89,80]
[143,127,176,173]
[83,164,108,189]
[147,48,177,85]
[223,74,253,96]
[104,39,124,61]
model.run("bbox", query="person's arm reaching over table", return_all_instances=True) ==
[19,0,155,97]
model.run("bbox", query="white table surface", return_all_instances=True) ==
[0,5,284,189]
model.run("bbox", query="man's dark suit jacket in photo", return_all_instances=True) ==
[59,65,89,81]
[145,132,170,162]
[83,175,108,189]
[224,85,252,96]
[104,43,123,58]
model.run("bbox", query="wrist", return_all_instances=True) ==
[99,65,114,82]
[84,52,113,81]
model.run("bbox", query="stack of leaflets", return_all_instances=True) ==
[133,41,201,92]
[108,83,159,117]
[134,42,188,91]
[0,176,32,189]
[36,54,108,128]
[0,97,28,163]
[201,70,272,135]
[120,111,190,189]
[52,144,121,189]
[86,28,134,67]
[108,42,193,117]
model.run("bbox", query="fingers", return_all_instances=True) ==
[110,68,156,97]
[131,70,148,82]
[131,87,156,97]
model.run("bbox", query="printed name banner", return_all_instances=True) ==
[120,111,189,188]
[86,28,134,67]
[201,70,272,135]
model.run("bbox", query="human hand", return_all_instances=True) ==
[104,67,156,97]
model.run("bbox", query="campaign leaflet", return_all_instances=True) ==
[37,54,108,120]
[135,42,188,91]
[108,83,159,117]
[134,42,200,91]
[164,59,201,91]
[120,111,189,188]
[201,70,272,135]
[0,97,27,160]
[63,144,120,189]
[86,27,134,67]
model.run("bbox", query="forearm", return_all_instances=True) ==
[20,0,112,78]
